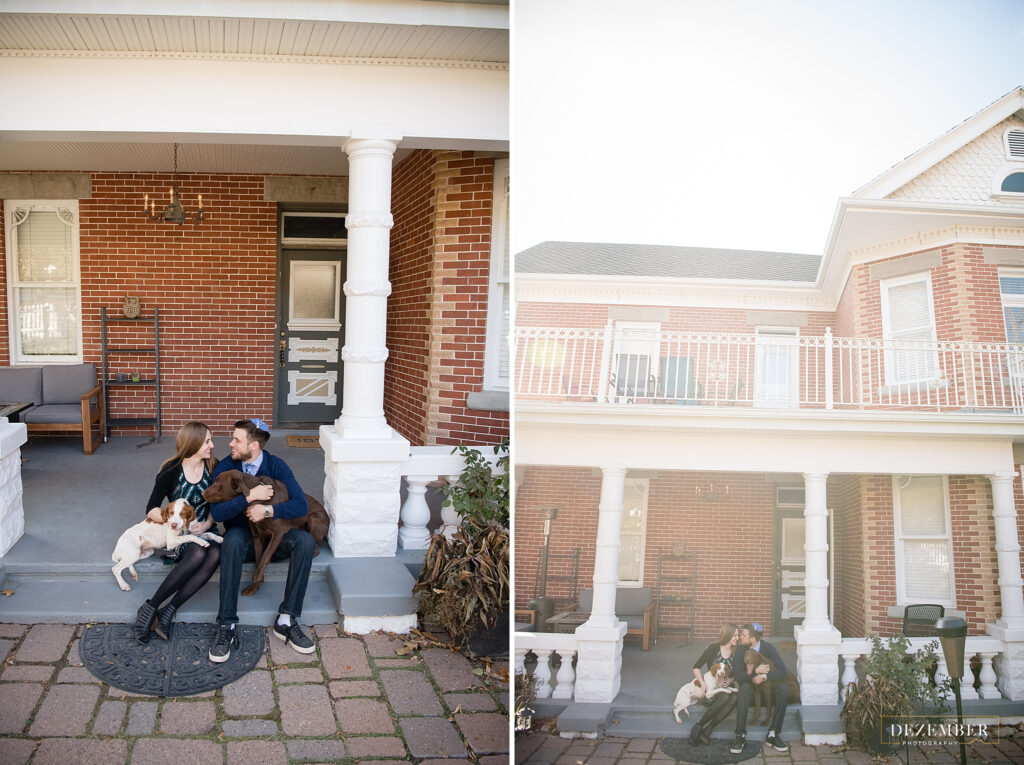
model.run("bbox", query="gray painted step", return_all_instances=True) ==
[604,705,802,740]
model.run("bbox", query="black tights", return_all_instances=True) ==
[149,542,221,609]
[695,691,738,734]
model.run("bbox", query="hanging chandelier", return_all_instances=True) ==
[142,143,205,225]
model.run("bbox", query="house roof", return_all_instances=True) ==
[854,86,1024,199]
[515,241,821,282]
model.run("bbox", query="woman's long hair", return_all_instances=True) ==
[718,622,739,647]
[160,421,217,474]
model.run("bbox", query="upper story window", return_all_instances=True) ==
[879,272,938,385]
[4,201,82,364]
[1000,171,1024,193]
[999,269,1024,343]
[483,159,510,391]
[612,321,659,399]
[1005,127,1024,160]
[618,478,649,586]
[893,475,954,607]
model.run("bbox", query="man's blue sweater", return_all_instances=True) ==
[210,450,308,530]
[735,640,787,684]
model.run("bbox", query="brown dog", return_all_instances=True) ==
[743,649,774,726]
[202,469,330,596]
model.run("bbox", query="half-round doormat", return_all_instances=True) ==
[79,622,264,697]
[659,737,761,764]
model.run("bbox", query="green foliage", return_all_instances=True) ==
[841,634,950,752]
[413,518,510,645]
[442,438,509,528]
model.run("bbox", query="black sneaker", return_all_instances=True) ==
[273,621,315,654]
[208,624,238,663]
[765,733,789,752]
[729,733,746,754]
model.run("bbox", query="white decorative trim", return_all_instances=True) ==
[287,337,339,364]
[341,346,389,363]
[344,212,394,229]
[0,49,507,72]
[286,370,338,406]
[343,280,392,297]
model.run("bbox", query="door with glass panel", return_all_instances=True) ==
[755,327,799,408]
[276,213,346,424]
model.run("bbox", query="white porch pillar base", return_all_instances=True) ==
[989,473,1024,631]
[0,420,27,558]
[573,621,628,703]
[320,425,411,557]
[986,622,1024,700]
[342,613,418,635]
[794,624,843,706]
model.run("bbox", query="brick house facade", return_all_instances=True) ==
[514,88,1024,736]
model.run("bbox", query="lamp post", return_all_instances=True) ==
[935,616,968,765]
[529,507,558,632]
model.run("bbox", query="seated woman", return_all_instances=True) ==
[688,622,740,745]
[133,422,220,642]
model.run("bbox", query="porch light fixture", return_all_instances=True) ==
[142,143,205,225]
[696,481,728,502]
[935,616,969,765]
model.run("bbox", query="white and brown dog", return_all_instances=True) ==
[672,662,737,723]
[111,499,223,591]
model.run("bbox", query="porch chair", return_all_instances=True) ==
[902,604,945,637]
[576,586,654,650]
[0,364,105,454]
[659,356,700,404]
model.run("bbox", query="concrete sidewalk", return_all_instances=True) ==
[515,732,1024,764]
[0,622,510,764]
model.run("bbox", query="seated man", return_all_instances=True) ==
[730,621,790,754]
[208,418,316,661]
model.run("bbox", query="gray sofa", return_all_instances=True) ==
[0,364,105,454]
[577,586,654,650]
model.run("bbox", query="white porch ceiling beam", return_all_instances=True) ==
[0,55,508,151]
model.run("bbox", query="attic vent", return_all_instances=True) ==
[1007,128,1024,159]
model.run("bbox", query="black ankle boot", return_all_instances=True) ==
[134,600,157,644]
[153,603,176,641]
[689,721,704,745]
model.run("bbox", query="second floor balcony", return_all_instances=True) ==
[514,324,1024,416]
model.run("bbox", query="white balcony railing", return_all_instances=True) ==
[514,324,1024,414]
[514,632,579,701]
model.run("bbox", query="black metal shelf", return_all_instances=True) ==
[655,548,697,646]
[101,307,161,442]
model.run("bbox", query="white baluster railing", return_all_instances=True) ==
[515,632,580,702]
[838,636,1004,701]
[515,325,1024,415]
[398,447,467,549]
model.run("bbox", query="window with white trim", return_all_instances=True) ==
[893,475,955,607]
[483,159,510,390]
[4,201,82,363]
[880,272,938,385]
[612,321,659,398]
[999,269,1024,343]
[618,478,649,585]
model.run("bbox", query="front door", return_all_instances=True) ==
[772,485,832,637]
[755,328,799,408]
[276,248,345,425]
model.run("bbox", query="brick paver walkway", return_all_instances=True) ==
[515,732,1024,764]
[0,622,509,763]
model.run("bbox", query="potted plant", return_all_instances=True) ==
[413,438,509,656]
[841,634,949,754]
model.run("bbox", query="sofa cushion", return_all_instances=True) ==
[42,364,96,405]
[23,404,90,424]
[576,586,652,615]
[0,367,43,406]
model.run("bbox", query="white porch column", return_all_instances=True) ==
[795,472,843,727]
[985,472,1024,700]
[321,133,411,560]
[0,420,27,558]
[573,466,628,703]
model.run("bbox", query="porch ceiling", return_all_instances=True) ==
[0,139,418,174]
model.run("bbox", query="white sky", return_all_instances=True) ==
[512,0,1024,256]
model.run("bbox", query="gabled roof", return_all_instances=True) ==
[516,241,821,282]
[855,86,1024,199]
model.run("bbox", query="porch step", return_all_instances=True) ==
[602,704,802,740]
[0,554,424,626]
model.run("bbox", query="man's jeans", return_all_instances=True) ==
[734,680,789,735]
[217,524,315,624]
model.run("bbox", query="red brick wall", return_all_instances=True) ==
[387,150,435,444]
[424,152,508,446]
[1,174,277,436]
[830,474,865,637]
[515,467,779,641]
